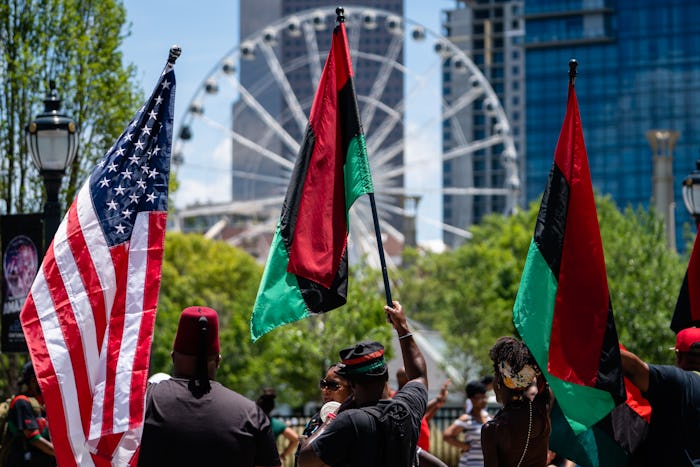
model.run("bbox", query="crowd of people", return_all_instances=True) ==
[3,302,699,466]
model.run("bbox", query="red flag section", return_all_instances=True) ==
[287,22,355,289]
[250,17,374,342]
[671,229,700,332]
[548,83,612,387]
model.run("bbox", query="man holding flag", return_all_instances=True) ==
[298,301,428,467]
[19,47,180,466]
[620,327,700,466]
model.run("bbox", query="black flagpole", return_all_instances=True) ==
[569,58,577,85]
[335,7,393,309]
[368,192,393,308]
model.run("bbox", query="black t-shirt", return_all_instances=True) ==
[642,365,700,466]
[138,378,280,467]
[311,380,427,467]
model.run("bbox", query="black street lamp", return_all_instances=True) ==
[682,159,700,226]
[25,80,78,251]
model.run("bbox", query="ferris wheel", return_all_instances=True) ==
[172,6,518,265]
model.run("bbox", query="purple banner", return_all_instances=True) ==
[2,213,43,353]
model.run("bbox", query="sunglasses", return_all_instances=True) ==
[319,378,342,391]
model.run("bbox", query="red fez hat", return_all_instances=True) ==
[173,306,220,356]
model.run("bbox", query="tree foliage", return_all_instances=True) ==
[154,198,687,406]
[0,0,141,215]
[395,196,686,380]
[0,0,141,396]
[154,233,392,408]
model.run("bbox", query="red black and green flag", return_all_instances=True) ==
[549,346,651,467]
[513,79,626,436]
[671,229,700,332]
[250,19,374,342]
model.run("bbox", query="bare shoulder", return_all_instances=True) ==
[481,419,499,438]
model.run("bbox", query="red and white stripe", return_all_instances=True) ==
[21,182,166,466]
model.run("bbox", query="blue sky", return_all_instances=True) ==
[121,1,454,123]
[120,1,456,242]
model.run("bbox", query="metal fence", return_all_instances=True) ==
[276,407,465,467]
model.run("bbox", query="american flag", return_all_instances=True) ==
[20,51,177,466]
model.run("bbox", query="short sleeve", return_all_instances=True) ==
[644,364,684,404]
[393,381,428,419]
[312,409,373,465]
[454,416,471,430]
[10,397,39,436]
[270,417,287,437]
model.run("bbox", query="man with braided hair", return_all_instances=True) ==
[139,306,280,467]
[481,337,551,467]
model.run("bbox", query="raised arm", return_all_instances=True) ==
[385,301,428,389]
[425,379,450,421]
[620,348,650,393]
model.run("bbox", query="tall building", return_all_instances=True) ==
[441,0,526,248]
[523,0,700,245]
[233,0,404,227]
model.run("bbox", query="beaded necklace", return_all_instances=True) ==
[514,398,533,467]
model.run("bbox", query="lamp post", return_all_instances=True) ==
[25,80,78,251]
[682,158,700,227]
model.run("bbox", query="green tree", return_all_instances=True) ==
[0,0,140,397]
[0,0,141,215]
[599,202,684,362]
[155,233,392,408]
[395,196,686,380]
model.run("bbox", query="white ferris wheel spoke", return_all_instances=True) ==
[365,61,439,155]
[224,74,301,155]
[258,41,308,135]
[347,15,362,73]
[350,202,399,271]
[361,34,403,133]
[196,114,295,170]
[302,21,323,86]
[443,134,505,161]
[370,139,405,175]
[443,86,486,120]
[232,169,292,186]
[174,7,519,258]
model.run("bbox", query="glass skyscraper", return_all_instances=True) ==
[524,0,700,243]
[442,0,526,248]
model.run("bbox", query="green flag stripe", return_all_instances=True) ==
[515,239,616,434]
[549,401,630,467]
[250,226,309,342]
[344,134,374,212]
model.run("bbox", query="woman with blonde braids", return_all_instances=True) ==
[481,337,551,467]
